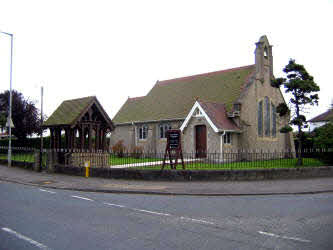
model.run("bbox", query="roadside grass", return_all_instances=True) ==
[133,158,326,170]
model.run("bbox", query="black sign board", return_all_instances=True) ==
[161,129,185,170]
[167,130,181,150]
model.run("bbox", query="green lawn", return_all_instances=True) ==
[109,155,161,166]
[1,152,326,171]
[133,158,326,170]
[0,152,47,166]
[0,153,35,163]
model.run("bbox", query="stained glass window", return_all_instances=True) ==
[265,97,270,137]
[258,100,263,137]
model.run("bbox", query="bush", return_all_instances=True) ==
[313,122,333,148]
[130,146,143,159]
[112,140,126,158]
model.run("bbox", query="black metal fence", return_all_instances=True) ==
[0,146,36,168]
[0,147,332,170]
[0,146,47,169]
[104,149,332,170]
[58,148,332,170]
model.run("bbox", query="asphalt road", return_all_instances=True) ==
[0,181,332,250]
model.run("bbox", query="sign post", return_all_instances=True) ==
[161,129,185,170]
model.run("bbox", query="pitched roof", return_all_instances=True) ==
[309,109,333,123]
[198,100,241,132]
[43,96,114,128]
[113,65,255,124]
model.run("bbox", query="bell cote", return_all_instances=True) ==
[255,35,273,81]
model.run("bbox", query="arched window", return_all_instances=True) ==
[264,97,270,137]
[264,47,268,58]
[272,103,277,137]
[258,100,263,137]
[258,97,277,138]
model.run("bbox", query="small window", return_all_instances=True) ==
[194,108,203,117]
[223,132,232,144]
[234,103,241,112]
[159,124,172,139]
[138,125,148,140]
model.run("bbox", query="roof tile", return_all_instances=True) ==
[113,65,255,124]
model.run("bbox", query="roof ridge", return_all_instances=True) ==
[158,65,255,85]
[309,109,333,122]
[198,99,226,106]
[128,96,145,101]
[64,96,96,102]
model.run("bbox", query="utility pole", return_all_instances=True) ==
[39,86,44,171]
[0,31,14,167]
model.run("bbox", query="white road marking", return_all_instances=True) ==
[180,216,215,225]
[39,189,56,194]
[132,208,171,217]
[103,201,214,225]
[258,231,311,243]
[104,202,126,208]
[2,227,50,249]
[71,195,94,202]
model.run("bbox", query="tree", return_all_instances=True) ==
[313,122,333,149]
[271,59,320,165]
[0,113,6,129]
[0,90,41,141]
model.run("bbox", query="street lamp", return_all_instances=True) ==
[0,30,14,167]
[40,86,44,172]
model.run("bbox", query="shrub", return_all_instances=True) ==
[112,140,126,158]
[130,146,144,159]
[313,122,333,148]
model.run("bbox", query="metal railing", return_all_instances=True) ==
[0,147,332,170]
[61,148,332,170]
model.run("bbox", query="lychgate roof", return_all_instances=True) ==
[113,65,255,124]
[43,96,114,128]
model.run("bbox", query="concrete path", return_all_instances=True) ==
[111,158,197,168]
[1,164,333,196]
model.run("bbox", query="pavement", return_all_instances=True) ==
[1,164,333,196]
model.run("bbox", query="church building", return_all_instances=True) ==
[110,36,295,155]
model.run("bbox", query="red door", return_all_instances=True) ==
[195,125,207,158]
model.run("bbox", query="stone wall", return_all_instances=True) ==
[69,152,109,167]
[54,165,333,181]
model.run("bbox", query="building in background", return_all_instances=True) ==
[308,107,333,131]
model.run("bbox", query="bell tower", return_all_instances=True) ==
[254,35,273,82]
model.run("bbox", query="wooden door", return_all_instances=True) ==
[195,125,207,158]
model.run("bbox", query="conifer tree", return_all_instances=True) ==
[271,59,320,165]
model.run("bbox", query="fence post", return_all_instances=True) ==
[33,150,41,172]
[46,150,57,173]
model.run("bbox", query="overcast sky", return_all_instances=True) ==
[1,0,332,121]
